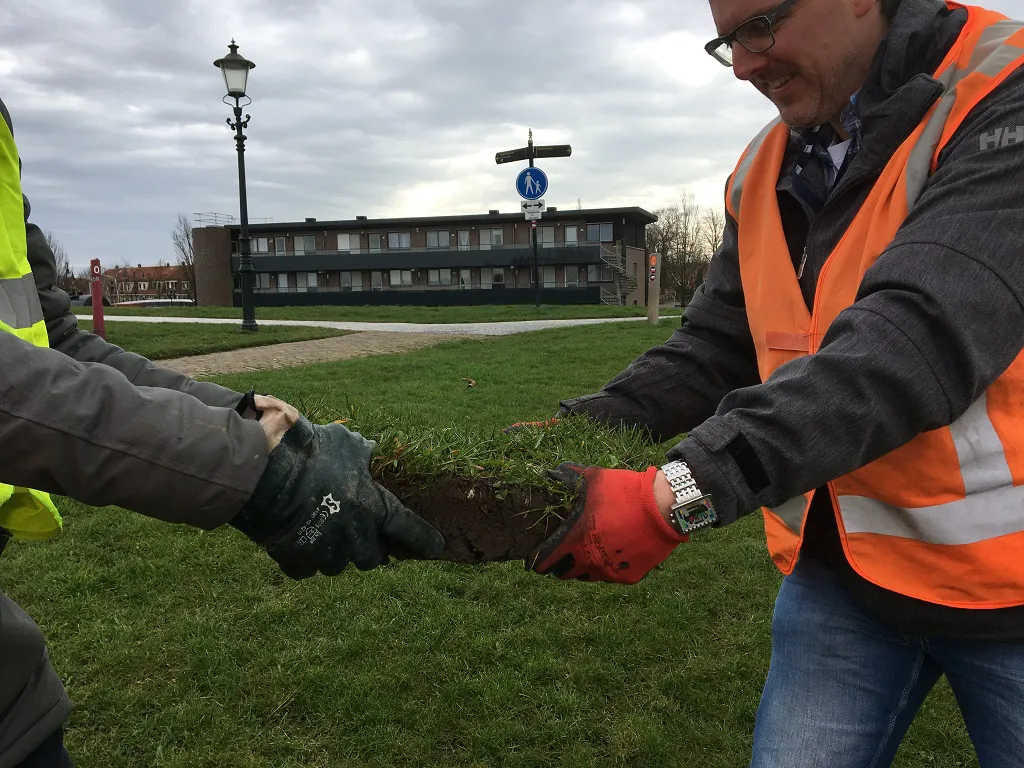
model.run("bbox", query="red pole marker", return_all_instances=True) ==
[89,258,105,340]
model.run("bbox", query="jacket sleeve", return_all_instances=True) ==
[24,211,243,410]
[669,68,1024,527]
[559,205,762,441]
[0,93,243,410]
[26,218,243,409]
[0,330,268,528]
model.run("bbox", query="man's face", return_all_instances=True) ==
[709,0,869,129]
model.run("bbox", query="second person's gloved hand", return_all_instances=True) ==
[530,463,687,584]
[231,417,444,579]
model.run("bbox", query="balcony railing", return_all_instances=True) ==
[241,240,608,258]
[250,282,605,295]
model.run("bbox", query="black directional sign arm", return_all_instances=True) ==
[495,148,529,165]
[533,144,572,159]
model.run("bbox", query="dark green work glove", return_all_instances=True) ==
[231,417,444,579]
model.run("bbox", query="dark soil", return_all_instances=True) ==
[378,470,566,564]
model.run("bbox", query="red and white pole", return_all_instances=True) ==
[89,258,106,340]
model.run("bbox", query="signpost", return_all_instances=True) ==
[646,253,661,326]
[89,258,106,340]
[496,130,571,307]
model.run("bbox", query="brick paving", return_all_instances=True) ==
[158,331,471,377]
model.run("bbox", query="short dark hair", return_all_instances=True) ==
[881,0,902,21]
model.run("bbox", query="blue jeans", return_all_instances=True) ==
[751,559,1024,767]
[16,729,72,768]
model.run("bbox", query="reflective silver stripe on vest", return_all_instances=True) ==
[950,394,1014,495]
[838,485,1024,546]
[840,393,1024,546]
[905,19,1024,208]
[767,495,807,535]
[730,118,783,218]
[0,272,43,330]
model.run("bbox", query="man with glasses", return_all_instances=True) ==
[529,1,1024,765]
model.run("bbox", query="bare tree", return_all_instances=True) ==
[699,208,726,257]
[171,213,198,303]
[646,193,710,304]
[43,231,75,294]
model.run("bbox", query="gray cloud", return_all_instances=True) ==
[4,0,1020,269]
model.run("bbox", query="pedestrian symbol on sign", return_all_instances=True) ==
[516,167,548,200]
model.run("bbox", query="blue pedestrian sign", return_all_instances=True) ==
[516,167,548,200]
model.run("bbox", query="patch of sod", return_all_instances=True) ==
[74,319,352,360]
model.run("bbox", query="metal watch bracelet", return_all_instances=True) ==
[660,460,718,535]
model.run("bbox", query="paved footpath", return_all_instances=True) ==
[91,314,669,337]
[159,331,469,377]
[91,314,678,377]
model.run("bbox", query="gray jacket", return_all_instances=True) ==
[0,96,270,766]
[563,0,1024,527]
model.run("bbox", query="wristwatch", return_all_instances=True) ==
[660,460,718,535]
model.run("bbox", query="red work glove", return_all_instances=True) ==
[530,463,687,584]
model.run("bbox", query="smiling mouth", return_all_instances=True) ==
[763,75,795,94]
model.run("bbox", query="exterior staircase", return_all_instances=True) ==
[598,244,638,305]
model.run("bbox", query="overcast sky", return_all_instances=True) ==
[4,0,1020,270]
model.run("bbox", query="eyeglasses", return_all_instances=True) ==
[705,0,802,67]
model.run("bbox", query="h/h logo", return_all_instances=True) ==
[980,126,1024,150]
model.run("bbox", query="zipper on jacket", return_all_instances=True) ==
[797,248,808,279]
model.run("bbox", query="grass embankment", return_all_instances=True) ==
[3,321,975,767]
[75,319,351,360]
[75,303,678,324]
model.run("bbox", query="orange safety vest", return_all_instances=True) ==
[727,3,1024,609]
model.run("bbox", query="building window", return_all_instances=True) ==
[565,227,578,244]
[492,268,505,285]
[537,226,555,245]
[371,271,384,290]
[369,234,383,253]
[565,266,580,287]
[588,264,614,282]
[389,269,412,287]
[426,230,451,248]
[479,228,504,250]
[338,233,359,253]
[256,274,270,289]
[250,237,269,253]
[458,268,470,289]
[274,237,286,253]
[457,230,470,251]
[586,223,614,243]
[542,266,557,288]
[294,234,315,255]
[277,272,290,291]
[439,268,452,286]
[388,232,412,250]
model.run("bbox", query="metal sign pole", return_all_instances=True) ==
[495,130,571,309]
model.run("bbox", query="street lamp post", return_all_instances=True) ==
[215,40,258,331]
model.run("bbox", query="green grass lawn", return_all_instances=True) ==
[75,319,351,360]
[2,322,976,767]
[74,303,680,324]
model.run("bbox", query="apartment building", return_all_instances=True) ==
[193,206,658,307]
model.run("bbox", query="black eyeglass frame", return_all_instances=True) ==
[704,0,802,66]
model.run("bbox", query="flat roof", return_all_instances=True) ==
[211,206,658,233]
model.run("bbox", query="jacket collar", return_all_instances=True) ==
[780,0,968,204]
